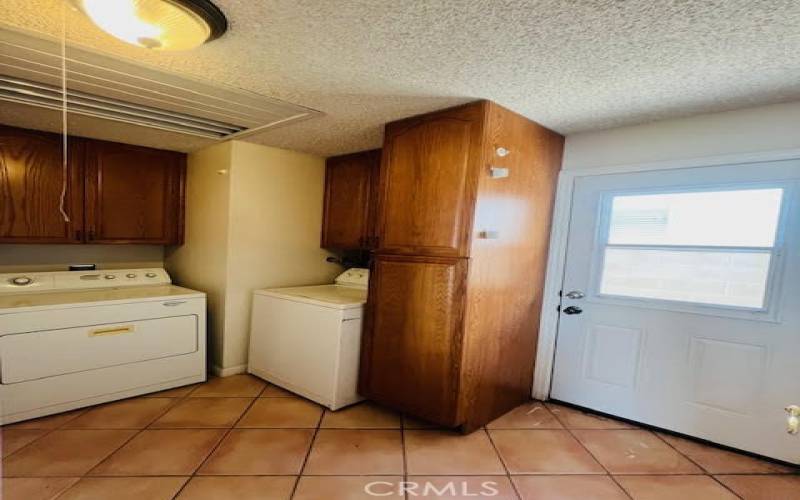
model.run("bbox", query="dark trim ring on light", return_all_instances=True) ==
[174,0,228,42]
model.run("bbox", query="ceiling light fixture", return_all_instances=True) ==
[69,0,227,51]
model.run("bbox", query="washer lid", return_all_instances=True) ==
[254,284,367,309]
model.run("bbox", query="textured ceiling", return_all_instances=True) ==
[0,0,799,156]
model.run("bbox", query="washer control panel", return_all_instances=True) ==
[0,268,171,294]
[334,268,369,288]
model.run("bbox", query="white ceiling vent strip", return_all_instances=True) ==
[0,76,245,138]
[0,27,322,140]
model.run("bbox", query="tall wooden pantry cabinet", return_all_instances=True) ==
[358,100,564,431]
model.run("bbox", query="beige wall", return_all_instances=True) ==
[166,140,341,374]
[0,245,163,273]
[165,141,233,366]
[222,141,341,368]
[563,101,800,170]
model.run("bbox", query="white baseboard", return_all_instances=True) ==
[211,364,248,377]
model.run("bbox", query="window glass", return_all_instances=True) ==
[600,248,771,308]
[599,187,783,309]
[608,189,783,247]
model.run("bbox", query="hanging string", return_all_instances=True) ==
[58,1,70,223]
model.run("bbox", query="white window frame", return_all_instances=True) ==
[585,181,792,323]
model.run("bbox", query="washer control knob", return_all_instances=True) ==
[104,274,117,280]
[145,272,157,278]
[10,276,32,286]
[126,273,137,279]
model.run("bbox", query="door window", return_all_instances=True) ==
[597,188,784,310]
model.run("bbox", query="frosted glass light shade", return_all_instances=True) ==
[71,0,227,51]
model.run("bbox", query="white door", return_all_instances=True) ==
[551,160,800,464]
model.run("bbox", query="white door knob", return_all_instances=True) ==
[786,405,800,435]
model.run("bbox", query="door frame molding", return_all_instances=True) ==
[532,147,800,400]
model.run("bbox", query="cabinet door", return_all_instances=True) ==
[321,149,380,250]
[85,140,185,244]
[377,102,486,257]
[360,255,467,425]
[0,126,83,243]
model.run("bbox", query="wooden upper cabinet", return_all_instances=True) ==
[0,125,186,246]
[360,255,467,425]
[0,126,84,243]
[321,149,380,250]
[84,140,185,245]
[376,103,486,257]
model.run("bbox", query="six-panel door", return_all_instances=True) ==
[0,126,84,243]
[84,140,185,244]
[360,254,468,425]
[376,104,485,257]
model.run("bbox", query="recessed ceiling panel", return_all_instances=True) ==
[0,26,322,140]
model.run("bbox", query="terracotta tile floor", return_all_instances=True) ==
[2,374,798,500]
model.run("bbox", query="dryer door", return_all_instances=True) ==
[0,315,197,384]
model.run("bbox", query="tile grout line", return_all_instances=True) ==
[555,400,800,474]
[401,415,408,500]
[1,424,61,461]
[65,423,147,479]
[570,431,636,500]
[547,402,635,500]
[13,471,773,479]
[1,406,90,461]
[78,387,203,482]
[4,416,85,499]
[651,431,745,500]
[483,426,523,500]
[5,390,197,491]
[69,385,201,498]
[288,403,326,499]
[551,402,766,499]
[7,387,793,499]
[3,378,268,499]
[564,431,634,500]
[168,380,266,499]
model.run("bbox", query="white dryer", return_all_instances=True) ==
[248,268,368,410]
[0,268,206,424]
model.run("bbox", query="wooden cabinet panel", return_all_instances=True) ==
[458,101,564,431]
[362,100,564,432]
[360,255,467,425]
[0,126,83,243]
[85,140,185,244]
[377,104,486,257]
[321,149,380,250]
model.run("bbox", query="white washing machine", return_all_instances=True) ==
[0,268,206,424]
[248,268,368,410]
